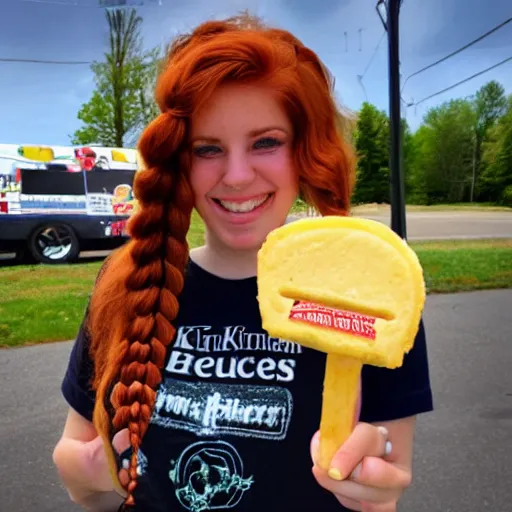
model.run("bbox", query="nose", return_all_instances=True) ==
[222,150,256,189]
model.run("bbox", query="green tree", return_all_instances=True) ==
[72,8,161,147]
[352,102,390,204]
[470,80,508,201]
[405,125,426,204]
[401,118,419,202]
[410,99,476,203]
[480,95,512,205]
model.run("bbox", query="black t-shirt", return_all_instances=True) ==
[61,259,433,512]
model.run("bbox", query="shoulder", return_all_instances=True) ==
[359,317,433,423]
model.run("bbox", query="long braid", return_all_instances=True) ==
[113,181,192,506]
[89,112,193,508]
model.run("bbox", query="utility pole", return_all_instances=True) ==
[376,0,407,239]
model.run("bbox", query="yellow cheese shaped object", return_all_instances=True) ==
[257,216,426,469]
[257,216,426,369]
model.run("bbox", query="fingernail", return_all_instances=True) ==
[385,441,393,455]
[328,468,343,481]
[310,432,320,464]
[377,426,389,437]
[351,463,362,479]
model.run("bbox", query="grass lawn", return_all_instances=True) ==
[1,212,511,347]
[412,239,512,293]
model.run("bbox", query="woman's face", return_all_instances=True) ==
[188,83,299,253]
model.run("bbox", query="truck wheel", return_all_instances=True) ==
[28,223,80,264]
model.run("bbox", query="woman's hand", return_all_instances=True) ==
[311,423,412,511]
[83,428,131,496]
[53,408,133,510]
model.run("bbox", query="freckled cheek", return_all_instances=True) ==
[254,152,297,187]
[189,160,224,197]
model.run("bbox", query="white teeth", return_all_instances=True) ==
[219,195,269,213]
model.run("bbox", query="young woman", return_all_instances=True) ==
[52,14,433,512]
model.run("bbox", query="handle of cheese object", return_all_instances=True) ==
[319,354,362,469]
[257,216,426,470]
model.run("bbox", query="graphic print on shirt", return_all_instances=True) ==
[150,324,303,441]
[152,378,292,440]
[168,440,254,512]
[165,324,302,382]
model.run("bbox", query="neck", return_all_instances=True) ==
[190,237,258,280]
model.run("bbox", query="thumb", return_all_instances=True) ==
[310,430,321,466]
[112,428,131,456]
[85,435,124,493]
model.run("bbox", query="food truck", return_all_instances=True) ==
[0,143,139,264]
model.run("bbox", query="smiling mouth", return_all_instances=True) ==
[212,193,273,213]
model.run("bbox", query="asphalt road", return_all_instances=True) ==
[359,211,512,240]
[1,210,512,264]
[1,289,511,511]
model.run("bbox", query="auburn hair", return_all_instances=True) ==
[87,12,356,509]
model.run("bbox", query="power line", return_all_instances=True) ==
[4,0,163,65]
[406,55,512,108]
[6,0,163,65]
[361,30,386,79]
[0,57,91,64]
[18,0,160,6]
[18,0,84,5]
[357,29,386,102]
[402,16,512,92]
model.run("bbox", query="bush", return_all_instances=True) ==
[501,185,512,206]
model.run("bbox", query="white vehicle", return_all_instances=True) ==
[0,143,139,264]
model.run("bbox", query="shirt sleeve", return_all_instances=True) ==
[359,317,434,423]
[60,261,113,421]
[61,306,97,422]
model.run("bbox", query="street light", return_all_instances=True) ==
[376,0,407,240]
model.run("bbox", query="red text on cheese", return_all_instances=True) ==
[289,301,377,340]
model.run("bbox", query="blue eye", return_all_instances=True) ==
[253,137,283,150]
[193,145,222,158]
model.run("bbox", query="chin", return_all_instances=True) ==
[221,232,268,252]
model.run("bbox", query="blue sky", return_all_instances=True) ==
[0,0,511,146]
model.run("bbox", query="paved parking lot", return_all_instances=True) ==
[1,289,511,511]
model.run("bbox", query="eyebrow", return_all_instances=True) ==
[190,126,289,143]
